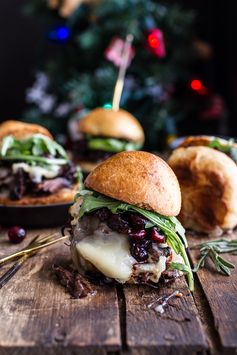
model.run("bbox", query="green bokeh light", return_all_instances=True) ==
[103,103,112,109]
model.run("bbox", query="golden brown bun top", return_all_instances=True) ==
[78,108,145,143]
[85,151,181,216]
[168,146,237,233]
[0,120,53,141]
[180,135,237,149]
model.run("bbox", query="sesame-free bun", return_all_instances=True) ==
[0,182,80,206]
[0,120,53,141]
[85,151,181,217]
[78,108,145,144]
[168,146,237,233]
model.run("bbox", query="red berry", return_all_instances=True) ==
[150,228,165,243]
[130,243,148,261]
[129,229,147,241]
[8,226,26,244]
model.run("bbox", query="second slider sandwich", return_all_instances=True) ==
[72,108,145,173]
[70,151,193,290]
[0,120,81,205]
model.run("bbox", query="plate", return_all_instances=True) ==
[0,203,72,228]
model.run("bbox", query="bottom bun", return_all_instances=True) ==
[0,182,80,206]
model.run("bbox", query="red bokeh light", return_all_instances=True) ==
[148,34,160,49]
[191,79,202,91]
[190,79,207,95]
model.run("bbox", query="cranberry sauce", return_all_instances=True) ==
[90,208,168,262]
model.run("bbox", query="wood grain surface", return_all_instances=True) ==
[124,278,207,354]
[0,230,121,355]
[0,228,237,355]
[188,231,237,355]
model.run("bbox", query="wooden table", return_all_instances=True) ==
[0,228,236,355]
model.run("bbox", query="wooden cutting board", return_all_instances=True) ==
[0,228,236,355]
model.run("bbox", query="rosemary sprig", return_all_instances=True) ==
[192,239,237,275]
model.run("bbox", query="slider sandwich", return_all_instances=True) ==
[70,151,193,290]
[0,120,81,205]
[180,135,237,164]
[71,108,145,173]
[168,136,237,234]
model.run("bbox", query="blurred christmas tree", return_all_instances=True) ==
[23,0,224,149]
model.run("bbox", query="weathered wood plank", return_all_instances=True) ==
[124,277,208,354]
[188,231,237,355]
[0,229,121,355]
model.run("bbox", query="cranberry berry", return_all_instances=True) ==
[107,214,130,234]
[150,227,165,243]
[129,214,148,228]
[129,229,147,241]
[8,226,27,244]
[130,243,148,262]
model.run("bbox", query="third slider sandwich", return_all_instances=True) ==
[168,136,237,234]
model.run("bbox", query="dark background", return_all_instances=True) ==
[1,0,237,135]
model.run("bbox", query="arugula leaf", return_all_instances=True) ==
[0,155,67,165]
[0,136,14,156]
[207,137,237,163]
[88,137,142,153]
[170,262,191,273]
[76,167,83,185]
[0,134,68,165]
[208,138,231,153]
[76,191,194,291]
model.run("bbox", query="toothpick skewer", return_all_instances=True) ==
[112,34,134,111]
[0,234,68,266]
[0,233,69,289]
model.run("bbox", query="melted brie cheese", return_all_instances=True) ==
[76,231,134,282]
[133,255,167,283]
[12,163,60,183]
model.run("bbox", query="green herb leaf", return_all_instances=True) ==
[145,221,155,229]
[192,239,236,275]
[1,136,14,156]
[208,138,231,153]
[0,155,67,165]
[87,137,142,153]
[170,262,191,273]
[0,134,68,165]
[208,137,237,163]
